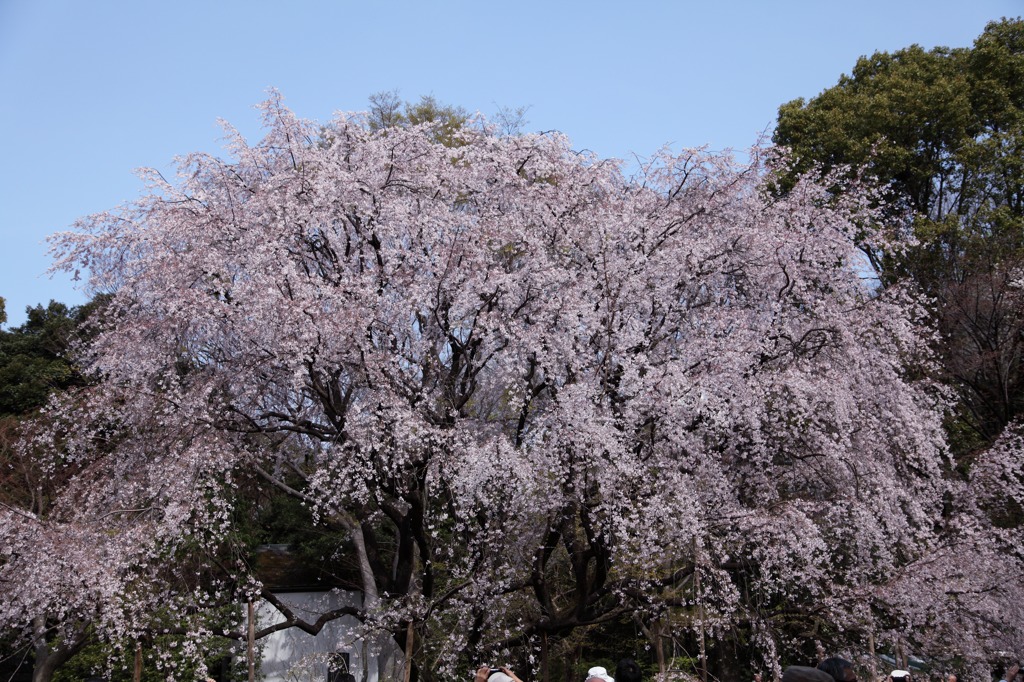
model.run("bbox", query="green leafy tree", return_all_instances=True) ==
[0,294,110,418]
[367,91,471,146]
[0,299,107,417]
[774,17,1024,455]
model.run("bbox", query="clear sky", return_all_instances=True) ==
[1,0,1020,327]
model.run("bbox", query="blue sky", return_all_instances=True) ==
[1,0,1020,327]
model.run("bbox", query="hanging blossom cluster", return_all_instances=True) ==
[3,93,1021,676]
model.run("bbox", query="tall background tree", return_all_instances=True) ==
[0,300,95,418]
[774,17,1024,457]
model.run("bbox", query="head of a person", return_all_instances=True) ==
[586,667,614,682]
[889,671,910,682]
[817,658,856,682]
[615,659,641,682]
[946,675,957,682]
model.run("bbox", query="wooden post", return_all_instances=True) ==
[541,631,549,682]
[403,620,415,682]
[248,600,256,682]
[868,630,877,682]
[694,538,707,682]
[697,576,707,682]
[654,623,666,677]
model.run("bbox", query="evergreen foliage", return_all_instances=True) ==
[775,17,1024,455]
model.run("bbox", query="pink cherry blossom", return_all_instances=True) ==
[2,93,1020,680]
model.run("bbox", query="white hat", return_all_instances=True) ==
[891,672,911,680]
[488,674,515,682]
[587,667,615,682]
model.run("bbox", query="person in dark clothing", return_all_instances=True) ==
[817,658,856,682]
[781,667,834,682]
[615,659,642,682]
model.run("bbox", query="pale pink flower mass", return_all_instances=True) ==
[2,94,1021,678]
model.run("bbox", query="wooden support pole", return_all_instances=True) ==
[248,600,256,682]
[133,641,142,682]
[403,620,414,682]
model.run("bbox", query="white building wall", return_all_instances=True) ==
[256,591,401,682]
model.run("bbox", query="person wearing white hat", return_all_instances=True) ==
[586,667,615,682]
[888,671,910,682]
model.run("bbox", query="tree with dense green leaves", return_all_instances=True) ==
[0,301,89,418]
[774,17,1024,455]
[366,91,529,143]
[366,91,471,146]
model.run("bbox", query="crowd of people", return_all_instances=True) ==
[473,658,1021,682]
[778,657,1021,682]
[474,658,642,682]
